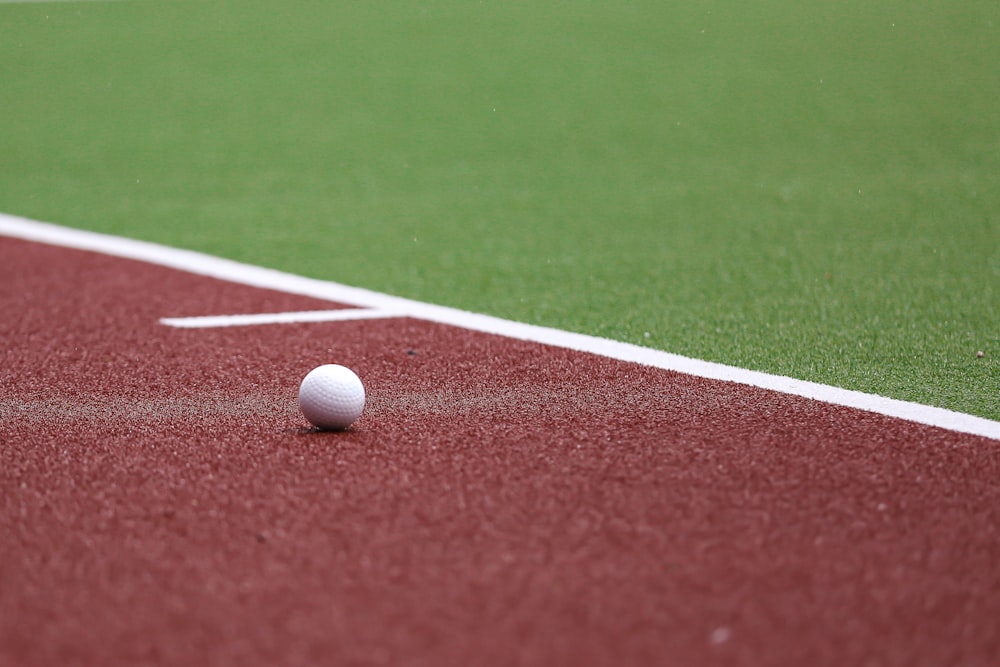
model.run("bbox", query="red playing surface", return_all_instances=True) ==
[2,237,999,666]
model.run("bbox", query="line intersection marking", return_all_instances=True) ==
[2,212,998,441]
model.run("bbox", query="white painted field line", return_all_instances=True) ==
[2,212,998,442]
[161,308,405,329]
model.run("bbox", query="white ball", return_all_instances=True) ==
[298,364,366,430]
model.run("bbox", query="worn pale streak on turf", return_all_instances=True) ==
[2,212,999,442]
[160,308,405,329]
[0,396,296,421]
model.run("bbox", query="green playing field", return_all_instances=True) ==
[1,0,997,420]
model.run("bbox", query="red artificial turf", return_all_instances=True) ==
[2,238,999,666]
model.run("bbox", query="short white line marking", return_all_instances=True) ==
[160,308,405,329]
[2,212,998,441]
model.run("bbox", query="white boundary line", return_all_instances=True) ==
[161,308,405,329]
[2,212,998,441]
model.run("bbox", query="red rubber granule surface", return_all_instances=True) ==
[2,238,998,666]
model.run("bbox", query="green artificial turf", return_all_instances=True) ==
[1,0,997,420]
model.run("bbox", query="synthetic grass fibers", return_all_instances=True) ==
[1,1,997,421]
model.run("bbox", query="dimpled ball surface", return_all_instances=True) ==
[298,364,366,430]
